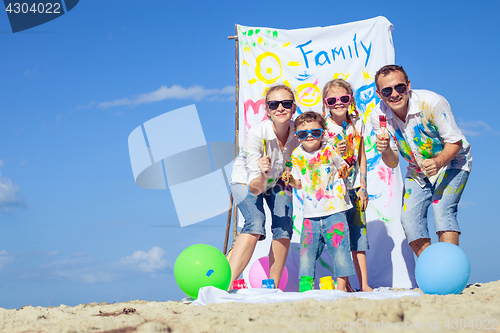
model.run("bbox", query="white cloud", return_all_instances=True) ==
[458,201,477,209]
[47,268,114,284]
[457,119,492,137]
[78,271,115,284]
[47,251,60,257]
[24,69,38,77]
[98,85,234,108]
[40,256,93,269]
[0,250,14,269]
[0,172,25,212]
[30,247,170,284]
[0,160,4,167]
[76,101,98,110]
[117,246,168,273]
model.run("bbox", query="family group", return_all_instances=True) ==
[228,65,472,291]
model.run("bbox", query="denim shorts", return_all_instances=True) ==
[346,189,370,251]
[230,179,293,241]
[400,169,469,243]
[299,212,355,278]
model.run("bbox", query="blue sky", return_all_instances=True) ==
[1,1,499,308]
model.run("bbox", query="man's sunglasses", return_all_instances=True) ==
[296,128,323,140]
[380,83,407,97]
[324,95,351,106]
[267,100,294,110]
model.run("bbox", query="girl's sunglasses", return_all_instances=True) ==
[267,100,294,110]
[324,95,351,106]
[380,83,407,97]
[296,128,323,140]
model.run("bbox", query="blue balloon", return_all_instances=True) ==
[415,242,470,295]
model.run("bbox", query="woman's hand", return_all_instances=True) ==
[258,156,271,176]
[336,139,347,156]
[356,187,368,211]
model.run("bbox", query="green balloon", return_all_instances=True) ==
[174,244,231,299]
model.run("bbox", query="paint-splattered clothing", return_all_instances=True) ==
[325,116,365,190]
[291,142,352,218]
[231,119,299,190]
[326,117,370,251]
[299,213,355,279]
[400,169,469,243]
[371,89,472,187]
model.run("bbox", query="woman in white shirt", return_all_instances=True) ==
[229,85,299,289]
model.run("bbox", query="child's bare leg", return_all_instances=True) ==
[336,276,349,292]
[269,238,291,289]
[227,233,260,289]
[352,251,373,292]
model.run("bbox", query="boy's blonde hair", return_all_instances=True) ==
[294,111,327,132]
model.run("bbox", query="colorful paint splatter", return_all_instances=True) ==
[301,219,314,256]
[325,222,345,248]
[291,143,351,217]
[378,90,472,186]
[325,117,363,190]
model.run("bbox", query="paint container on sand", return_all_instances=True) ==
[319,276,335,290]
[299,276,314,292]
[261,279,276,289]
[232,279,247,290]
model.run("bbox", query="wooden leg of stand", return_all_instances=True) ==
[223,195,234,255]
[226,201,240,260]
[232,201,238,240]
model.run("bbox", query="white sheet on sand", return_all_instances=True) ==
[192,287,421,306]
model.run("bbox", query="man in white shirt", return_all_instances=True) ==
[371,65,472,257]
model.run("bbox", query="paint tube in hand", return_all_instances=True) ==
[282,161,293,185]
[262,139,269,176]
[340,121,348,158]
[379,115,387,135]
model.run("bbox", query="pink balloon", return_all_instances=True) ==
[248,256,288,289]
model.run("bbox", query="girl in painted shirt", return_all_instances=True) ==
[284,111,355,291]
[229,85,300,290]
[322,79,372,292]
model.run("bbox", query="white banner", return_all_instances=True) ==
[236,17,417,289]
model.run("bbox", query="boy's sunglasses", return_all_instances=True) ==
[267,100,294,110]
[296,128,323,140]
[380,83,407,97]
[324,95,351,106]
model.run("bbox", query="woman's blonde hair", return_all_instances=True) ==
[264,84,296,119]
[265,84,296,102]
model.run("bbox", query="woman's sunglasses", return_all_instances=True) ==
[380,83,407,97]
[324,95,351,106]
[267,100,294,110]
[295,128,323,140]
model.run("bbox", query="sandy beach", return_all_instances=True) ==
[1,281,499,333]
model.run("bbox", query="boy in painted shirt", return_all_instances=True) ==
[371,65,472,257]
[283,111,355,291]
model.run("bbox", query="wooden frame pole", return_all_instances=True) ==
[224,25,239,255]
